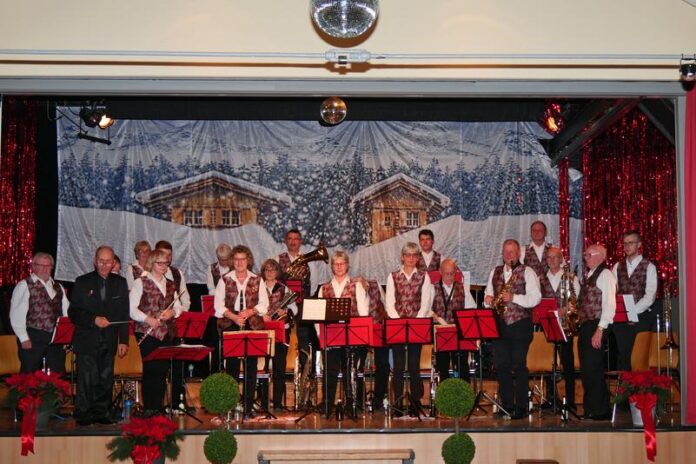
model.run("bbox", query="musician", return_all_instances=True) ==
[520,221,552,277]
[385,242,434,416]
[69,246,129,425]
[215,245,269,418]
[577,244,616,420]
[261,258,298,411]
[125,240,151,290]
[130,248,185,415]
[10,252,70,374]
[484,239,541,420]
[417,229,441,272]
[610,230,657,370]
[318,251,369,415]
[154,240,190,311]
[206,243,233,294]
[112,255,122,275]
[432,258,476,381]
[277,229,318,377]
[539,247,580,410]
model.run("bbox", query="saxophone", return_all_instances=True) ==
[560,264,579,337]
[294,345,315,410]
[492,262,518,316]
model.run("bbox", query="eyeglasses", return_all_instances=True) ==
[154,261,169,265]
[622,241,639,246]
[263,268,277,272]
[583,252,601,258]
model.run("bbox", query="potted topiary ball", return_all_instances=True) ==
[435,378,476,464]
[204,429,238,464]
[200,373,240,417]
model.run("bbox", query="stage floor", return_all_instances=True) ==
[1,406,695,464]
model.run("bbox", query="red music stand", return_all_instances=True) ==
[176,312,209,339]
[454,309,508,419]
[200,295,215,316]
[143,345,213,422]
[222,330,276,420]
[319,316,373,348]
[263,320,286,345]
[434,325,477,352]
[51,316,75,344]
[532,298,557,325]
[285,280,304,303]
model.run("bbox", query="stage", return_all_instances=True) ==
[1,406,694,464]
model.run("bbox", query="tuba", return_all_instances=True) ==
[285,244,329,281]
[559,264,579,337]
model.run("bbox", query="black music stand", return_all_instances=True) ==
[455,309,508,420]
[142,345,213,423]
[223,330,275,421]
[536,308,578,420]
[385,317,432,420]
[296,297,351,422]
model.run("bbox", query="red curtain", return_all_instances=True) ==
[0,97,38,286]
[685,88,696,425]
[581,108,678,294]
[557,158,570,260]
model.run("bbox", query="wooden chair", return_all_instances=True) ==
[526,331,555,406]
[630,331,653,372]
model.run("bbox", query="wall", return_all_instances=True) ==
[1,1,695,81]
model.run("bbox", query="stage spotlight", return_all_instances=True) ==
[540,101,565,135]
[320,97,347,125]
[79,105,115,129]
[310,0,379,40]
[680,60,696,82]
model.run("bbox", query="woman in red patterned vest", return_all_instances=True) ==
[385,242,434,417]
[318,251,369,416]
[130,248,184,413]
[126,240,150,290]
[214,245,269,418]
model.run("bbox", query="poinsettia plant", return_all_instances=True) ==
[615,370,672,414]
[106,415,184,464]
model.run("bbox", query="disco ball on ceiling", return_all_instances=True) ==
[320,97,347,125]
[310,0,379,39]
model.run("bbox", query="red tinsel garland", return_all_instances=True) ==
[558,158,570,260]
[581,108,678,296]
[0,97,38,286]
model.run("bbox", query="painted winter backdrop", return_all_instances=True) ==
[56,113,583,288]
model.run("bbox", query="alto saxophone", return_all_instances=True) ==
[560,265,579,337]
[492,262,518,316]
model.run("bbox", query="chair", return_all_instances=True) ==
[630,331,653,372]
[526,331,555,406]
[0,335,20,377]
[112,335,144,407]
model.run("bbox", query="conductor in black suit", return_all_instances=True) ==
[68,246,129,426]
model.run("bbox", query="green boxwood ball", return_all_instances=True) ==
[435,378,475,418]
[200,373,240,414]
[204,430,238,464]
[442,432,476,464]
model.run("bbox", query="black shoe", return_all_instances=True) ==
[392,409,404,418]
[493,410,510,420]
[75,417,93,426]
[539,401,554,410]
[510,410,527,420]
[244,411,256,419]
[588,412,612,421]
[94,416,116,425]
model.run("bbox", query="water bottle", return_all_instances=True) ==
[383,398,390,417]
[528,390,533,418]
[492,393,499,413]
[123,399,132,422]
[178,393,186,414]
[188,363,194,378]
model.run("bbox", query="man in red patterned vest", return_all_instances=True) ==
[126,240,150,290]
[417,229,441,272]
[484,239,541,420]
[432,258,476,381]
[385,242,434,416]
[10,252,70,374]
[610,230,658,371]
[318,251,369,416]
[206,243,233,294]
[521,220,552,278]
[155,240,190,311]
[577,244,616,420]
[215,245,269,417]
[538,247,580,410]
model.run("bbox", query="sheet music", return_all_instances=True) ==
[302,298,327,321]
[176,343,209,349]
[553,311,568,343]
[621,294,640,322]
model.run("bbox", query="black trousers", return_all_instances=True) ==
[435,350,469,381]
[372,346,390,409]
[264,333,290,409]
[609,323,635,371]
[324,346,367,410]
[137,334,184,412]
[491,318,533,414]
[391,343,422,408]
[74,337,115,421]
[578,320,611,417]
[225,355,258,414]
[18,328,66,374]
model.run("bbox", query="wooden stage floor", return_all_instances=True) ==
[1,405,695,464]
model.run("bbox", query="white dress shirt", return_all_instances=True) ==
[520,242,550,264]
[611,255,657,315]
[10,274,70,343]
[385,268,434,319]
[586,267,617,330]
[484,265,542,309]
[546,269,581,296]
[318,277,369,316]
[125,261,147,290]
[214,270,269,318]
[129,273,185,322]
[206,263,230,295]
[421,250,434,269]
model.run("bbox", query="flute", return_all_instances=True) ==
[137,289,188,346]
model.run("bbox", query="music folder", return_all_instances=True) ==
[434,324,477,352]
[538,310,567,343]
[384,318,432,345]
[222,330,275,358]
[300,298,352,322]
[51,316,75,344]
[454,309,499,340]
[532,298,557,325]
[175,311,209,339]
